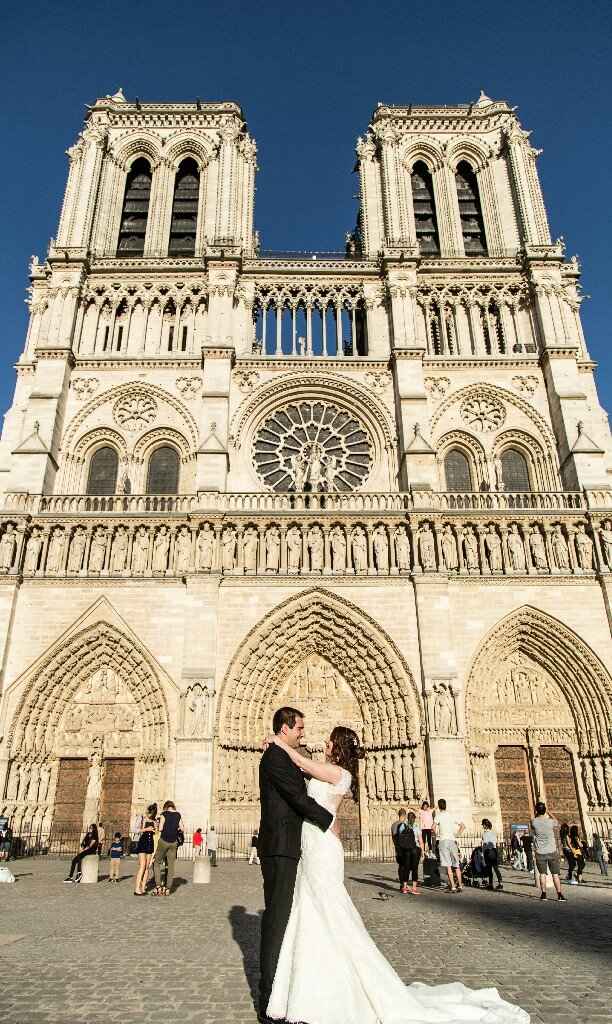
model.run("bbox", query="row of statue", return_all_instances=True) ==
[2,516,610,577]
[364,748,427,803]
[581,756,612,808]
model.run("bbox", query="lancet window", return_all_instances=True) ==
[455,161,487,255]
[146,446,180,494]
[86,446,119,495]
[444,449,473,492]
[168,159,200,256]
[501,449,531,492]
[411,162,440,255]
[117,158,152,256]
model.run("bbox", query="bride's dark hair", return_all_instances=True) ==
[329,726,364,800]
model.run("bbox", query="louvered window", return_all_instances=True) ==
[86,447,118,495]
[501,449,530,491]
[117,158,152,255]
[411,162,440,255]
[168,159,200,256]
[146,446,179,494]
[455,161,487,255]
[444,449,473,492]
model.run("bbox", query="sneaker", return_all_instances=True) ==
[495,884,503,891]
[570,879,578,885]
[558,893,567,901]
[63,878,73,883]
[540,892,546,900]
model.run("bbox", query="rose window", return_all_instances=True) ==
[113,393,157,431]
[253,401,372,492]
[460,396,505,432]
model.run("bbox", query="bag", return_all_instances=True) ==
[176,828,185,848]
[0,864,16,883]
[397,824,416,850]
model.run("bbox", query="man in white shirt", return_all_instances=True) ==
[435,798,465,892]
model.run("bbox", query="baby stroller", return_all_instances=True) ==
[462,845,488,888]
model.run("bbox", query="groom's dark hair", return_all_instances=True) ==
[273,706,304,734]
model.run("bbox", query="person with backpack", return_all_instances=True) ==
[396,810,423,895]
[152,801,184,896]
[481,819,503,891]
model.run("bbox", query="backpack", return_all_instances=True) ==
[176,828,185,848]
[397,824,416,850]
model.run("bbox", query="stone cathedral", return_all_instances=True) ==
[0,88,611,847]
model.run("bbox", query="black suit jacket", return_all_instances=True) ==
[258,744,333,860]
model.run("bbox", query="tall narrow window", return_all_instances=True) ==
[117,158,152,255]
[411,162,440,255]
[501,449,531,491]
[146,446,179,494]
[86,447,118,495]
[444,449,473,492]
[168,158,200,255]
[455,161,487,255]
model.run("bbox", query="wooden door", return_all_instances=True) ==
[494,746,533,832]
[100,758,134,835]
[540,746,580,825]
[52,758,88,835]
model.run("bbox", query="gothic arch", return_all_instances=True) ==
[436,429,488,489]
[445,139,491,173]
[163,132,217,170]
[110,134,162,171]
[400,139,445,173]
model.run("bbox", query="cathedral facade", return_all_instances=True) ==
[0,90,611,845]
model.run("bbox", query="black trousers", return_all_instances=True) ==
[68,848,96,878]
[259,856,298,1016]
[398,847,421,884]
[484,848,502,885]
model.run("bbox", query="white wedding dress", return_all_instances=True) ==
[267,768,529,1024]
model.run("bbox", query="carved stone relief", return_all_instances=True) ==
[181,679,215,738]
[58,666,141,756]
[460,395,505,432]
[113,393,158,431]
[469,652,572,731]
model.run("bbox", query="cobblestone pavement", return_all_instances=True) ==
[0,857,610,1024]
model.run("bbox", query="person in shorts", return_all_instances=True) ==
[530,801,566,902]
[435,798,465,892]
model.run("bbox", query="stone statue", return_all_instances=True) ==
[174,526,192,573]
[552,524,570,570]
[132,526,150,574]
[291,452,307,492]
[243,527,258,572]
[47,527,67,574]
[23,528,43,573]
[89,527,107,573]
[374,753,385,800]
[411,749,426,800]
[309,447,324,491]
[394,526,410,571]
[463,526,479,571]
[322,455,337,491]
[266,527,280,572]
[286,526,302,573]
[507,523,526,571]
[593,758,607,806]
[351,527,368,573]
[197,524,214,571]
[383,751,395,800]
[330,526,346,573]
[604,758,612,803]
[600,520,612,569]
[152,526,170,573]
[0,524,17,572]
[529,526,547,570]
[401,750,413,799]
[85,743,104,808]
[581,760,597,805]
[365,757,376,798]
[110,526,128,572]
[67,527,87,572]
[472,756,492,804]
[493,456,504,492]
[418,523,436,570]
[441,524,458,571]
[185,684,211,738]
[575,523,593,570]
[307,526,324,572]
[221,527,236,571]
[373,526,389,573]
[434,685,456,735]
[485,526,503,572]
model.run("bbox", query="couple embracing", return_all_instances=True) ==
[257,706,528,1024]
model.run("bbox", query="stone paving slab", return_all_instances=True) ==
[0,858,610,1024]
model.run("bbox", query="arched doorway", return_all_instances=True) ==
[465,607,612,835]
[214,588,424,844]
[4,622,170,837]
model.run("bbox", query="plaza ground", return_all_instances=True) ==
[0,858,610,1024]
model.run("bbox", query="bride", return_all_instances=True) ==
[266,725,528,1024]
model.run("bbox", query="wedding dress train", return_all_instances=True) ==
[267,769,528,1024]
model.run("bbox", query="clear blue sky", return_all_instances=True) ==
[1,1,610,417]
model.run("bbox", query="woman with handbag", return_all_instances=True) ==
[152,801,184,896]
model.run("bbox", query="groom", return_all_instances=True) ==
[258,706,335,1022]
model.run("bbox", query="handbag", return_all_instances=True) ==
[176,828,185,848]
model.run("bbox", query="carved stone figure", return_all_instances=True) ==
[529,526,547,570]
[581,759,597,805]
[174,526,192,573]
[351,527,367,573]
[485,526,503,571]
[418,523,436,570]
[330,526,346,573]
[508,523,526,571]
[152,526,170,573]
[433,685,456,736]
[266,527,280,572]
[47,527,67,574]
[575,523,593,570]
[493,456,504,491]
[383,751,395,800]
[394,526,410,571]
[309,447,324,491]
[286,527,302,573]
[463,526,479,571]
[0,524,17,572]
[243,527,259,572]
[67,527,87,572]
[89,527,107,573]
[472,755,493,804]
[401,750,413,799]
[373,526,389,573]
[552,524,570,569]
[132,526,149,574]
[221,527,236,571]
[365,757,376,799]
[374,753,385,800]
[23,528,43,573]
[291,452,307,492]
[411,749,426,799]
[185,683,212,738]
[85,744,104,808]
[604,758,612,803]
[307,526,324,572]
[441,525,458,571]
[594,758,607,806]
[110,526,128,572]
[322,455,337,491]
[600,520,612,569]
[197,524,214,571]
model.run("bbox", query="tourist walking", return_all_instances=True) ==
[192,827,204,858]
[568,825,586,884]
[435,798,465,892]
[108,832,123,882]
[391,808,407,889]
[419,800,434,854]
[481,819,503,890]
[134,817,155,895]
[592,833,608,876]
[207,825,218,866]
[152,801,183,896]
[249,829,260,865]
[396,811,422,895]
[560,822,574,881]
[64,824,99,883]
[521,831,534,872]
[530,801,566,901]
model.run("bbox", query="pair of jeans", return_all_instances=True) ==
[154,838,177,889]
[595,854,608,876]
[68,847,96,878]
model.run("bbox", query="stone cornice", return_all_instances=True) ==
[33,349,76,366]
[74,357,201,371]
[423,356,539,370]
[234,356,389,372]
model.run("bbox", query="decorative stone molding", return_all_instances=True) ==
[365,370,392,393]
[71,377,100,399]
[175,376,201,400]
[424,377,450,399]
[512,375,538,395]
[460,395,505,432]
[234,369,260,393]
[113,393,158,431]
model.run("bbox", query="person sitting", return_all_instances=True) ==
[64,824,99,883]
